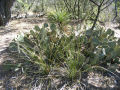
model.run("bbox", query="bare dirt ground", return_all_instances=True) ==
[0,18,120,90]
[0,18,46,63]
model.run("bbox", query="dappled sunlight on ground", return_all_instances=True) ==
[0,18,45,64]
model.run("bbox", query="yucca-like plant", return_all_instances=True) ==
[47,9,70,30]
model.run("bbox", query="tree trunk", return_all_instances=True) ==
[0,0,15,26]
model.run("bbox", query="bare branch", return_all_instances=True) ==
[103,0,111,5]
[91,0,105,30]
[89,0,99,6]
[113,0,118,21]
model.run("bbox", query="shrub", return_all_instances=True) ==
[17,0,32,13]
[82,26,120,66]
[9,23,90,79]
[8,23,120,85]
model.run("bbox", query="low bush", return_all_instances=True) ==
[8,23,120,87]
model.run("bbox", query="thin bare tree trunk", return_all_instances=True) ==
[91,0,105,30]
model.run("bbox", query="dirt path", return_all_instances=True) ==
[0,18,46,64]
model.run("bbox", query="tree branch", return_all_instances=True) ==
[89,0,99,6]
[113,0,118,21]
[91,0,105,30]
[101,0,114,11]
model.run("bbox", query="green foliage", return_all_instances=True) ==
[82,27,120,65]
[47,10,70,28]
[62,0,92,20]
[8,23,88,79]
[9,23,120,81]
[33,5,41,13]
[16,0,33,13]
[66,53,86,79]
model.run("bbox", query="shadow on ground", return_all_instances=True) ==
[0,49,120,90]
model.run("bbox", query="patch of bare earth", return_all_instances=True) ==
[0,18,46,63]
